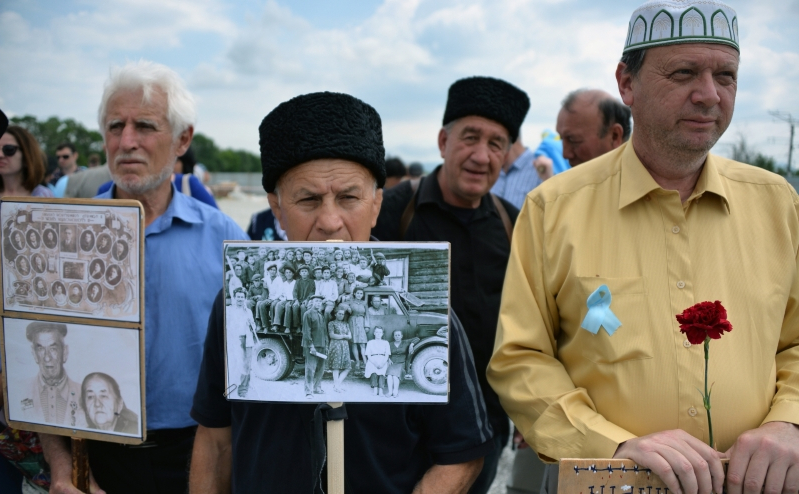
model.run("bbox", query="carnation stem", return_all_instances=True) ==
[704,337,714,449]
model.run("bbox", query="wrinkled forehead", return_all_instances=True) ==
[275,159,377,196]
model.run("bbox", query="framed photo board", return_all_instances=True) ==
[0,198,145,444]
[222,241,450,404]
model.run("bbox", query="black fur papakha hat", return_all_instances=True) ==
[442,76,530,143]
[259,92,386,193]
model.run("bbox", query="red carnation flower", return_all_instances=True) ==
[676,300,733,345]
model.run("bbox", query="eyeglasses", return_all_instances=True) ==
[57,153,71,160]
[2,145,19,157]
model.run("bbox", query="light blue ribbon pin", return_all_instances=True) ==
[581,284,621,336]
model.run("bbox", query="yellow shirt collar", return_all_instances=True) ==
[618,141,730,213]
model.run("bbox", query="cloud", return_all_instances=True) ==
[3,0,798,165]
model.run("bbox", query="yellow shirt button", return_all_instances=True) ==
[688,407,698,417]
[672,226,680,234]
[683,339,692,348]
[677,281,686,289]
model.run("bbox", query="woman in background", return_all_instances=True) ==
[0,126,53,198]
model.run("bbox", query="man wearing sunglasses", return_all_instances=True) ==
[51,143,84,197]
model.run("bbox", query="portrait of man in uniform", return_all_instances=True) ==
[18,322,82,427]
[89,259,105,280]
[105,264,121,286]
[26,229,41,250]
[112,239,128,262]
[31,253,46,274]
[96,233,112,255]
[33,277,48,298]
[87,282,102,304]
[68,284,83,305]
[80,230,96,252]
[59,225,77,253]
[15,255,31,277]
[42,228,57,250]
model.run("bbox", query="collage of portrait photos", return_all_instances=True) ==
[1,202,141,323]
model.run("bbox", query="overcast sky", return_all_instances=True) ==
[1,0,797,167]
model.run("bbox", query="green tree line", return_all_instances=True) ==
[9,115,260,173]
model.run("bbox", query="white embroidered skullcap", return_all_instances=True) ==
[624,0,739,53]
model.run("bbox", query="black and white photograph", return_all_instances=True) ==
[112,239,129,262]
[68,283,84,306]
[79,229,96,252]
[105,264,122,287]
[14,255,31,278]
[59,224,77,254]
[32,277,47,299]
[2,201,142,323]
[87,282,103,304]
[89,259,105,280]
[61,259,87,281]
[26,229,41,251]
[96,233,112,255]
[42,227,57,250]
[2,317,143,439]
[223,241,449,404]
[31,253,46,274]
[51,281,67,306]
[9,230,25,252]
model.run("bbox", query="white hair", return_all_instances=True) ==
[97,60,196,139]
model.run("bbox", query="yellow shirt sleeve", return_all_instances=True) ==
[488,196,635,461]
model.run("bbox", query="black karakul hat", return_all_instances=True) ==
[443,77,530,143]
[259,92,386,193]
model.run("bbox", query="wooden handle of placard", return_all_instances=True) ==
[71,438,90,492]
[327,402,344,494]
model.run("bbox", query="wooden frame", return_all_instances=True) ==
[0,197,145,444]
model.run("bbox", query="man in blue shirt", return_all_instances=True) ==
[40,60,247,494]
[490,133,550,210]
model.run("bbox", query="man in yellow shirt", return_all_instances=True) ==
[488,1,799,494]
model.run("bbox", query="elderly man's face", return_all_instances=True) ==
[104,87,192,196]
[617,43,737,157]
[268,159,383,241]
[557,95,618,166]
[84,376,119,429]
[438,115,509,208]
[32,331,67,382]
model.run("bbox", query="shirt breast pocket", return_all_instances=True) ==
[576,276,653,365]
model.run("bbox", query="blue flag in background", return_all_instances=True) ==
[532,130,570,175]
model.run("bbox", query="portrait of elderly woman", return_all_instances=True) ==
[81,372,139,434]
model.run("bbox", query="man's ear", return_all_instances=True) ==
[63,344,69,364]
[616,63,634,106]
[267,192,282,230]
[438,128,449,159]
[609,123,625,148]
[370,188,384,229]
[175,126,194,158]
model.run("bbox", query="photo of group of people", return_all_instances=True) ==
[2,318,143,438]
[1,202,140,323]
[223,241,450,404]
